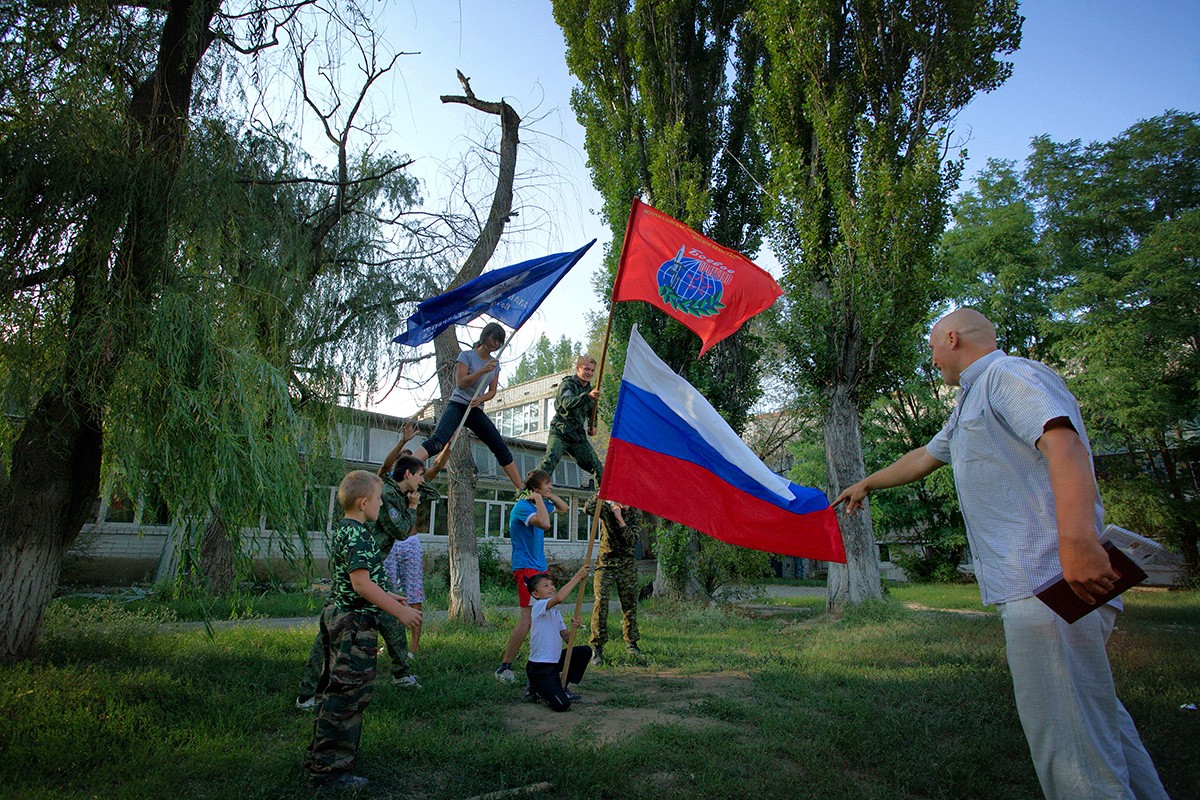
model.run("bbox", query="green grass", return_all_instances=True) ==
[55,579,523,623]
[7,587,1196,799]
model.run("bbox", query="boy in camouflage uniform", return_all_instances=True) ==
[586,497,641,664]
[537,356,604,482]
[304,470,421,790]
[297,454,434,706]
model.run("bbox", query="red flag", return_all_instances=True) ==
[612,199,783,355]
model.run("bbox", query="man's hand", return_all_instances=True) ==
[402,418,416,442]
[833,480,871,514]
[588,387,600,399]
[588,425,597,436]
[406,489,420,509]
[1060,535,1118,604]
[388,591,409,605]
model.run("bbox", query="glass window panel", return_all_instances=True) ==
[431,499,447,537]
[368,428,400,464]
[338,423,365,461]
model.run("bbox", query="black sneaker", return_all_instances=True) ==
[626,642,643,656]
[590,647,604,667]
[565,687,583,702]
[522,683,539,703]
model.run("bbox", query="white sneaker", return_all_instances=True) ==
[494,666,516,683]
[393,675,422,689]
[295,695,316,710]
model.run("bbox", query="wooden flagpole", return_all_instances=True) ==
[423,337,511,483]
[561,200,637,686]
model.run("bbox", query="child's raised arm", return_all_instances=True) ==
[546,564,591,610]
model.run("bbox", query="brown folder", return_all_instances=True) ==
[1033,541,1148,623]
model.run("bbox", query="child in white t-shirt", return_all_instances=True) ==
[523,565,592,711]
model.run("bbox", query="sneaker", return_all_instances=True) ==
[295,695,316,710]
[406,651,416,661]
[393,674,422,689]
[564,687,583,702]
[626,642,643,656]
[316,773,369,792]
[522,683,539,703]
[590,648,604,667]
[495,665,516,683]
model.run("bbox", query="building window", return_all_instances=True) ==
[491,401,540,438]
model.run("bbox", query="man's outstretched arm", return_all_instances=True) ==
[833,447,946,513]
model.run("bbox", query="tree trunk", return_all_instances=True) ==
[823,383,883,612]
[430,78,521,625]
[198,509,235,595]
[446,431,484,624]
[0,394,103,662]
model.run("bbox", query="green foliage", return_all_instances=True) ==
[0,3,438,613]
[942,111,1200,573]
[553,0,767,434]
[755,0,1022,403]
[510,333,581,384]
[938,159,1057,356]
[475,537,512,591]
[655,522,771,599]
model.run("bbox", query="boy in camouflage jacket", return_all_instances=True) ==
[537,356,604,482]
[304,470,421,790]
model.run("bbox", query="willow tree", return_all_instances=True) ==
[754,0,1022,609]
[0,1,430,660]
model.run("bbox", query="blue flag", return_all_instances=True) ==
[393,240,595,346]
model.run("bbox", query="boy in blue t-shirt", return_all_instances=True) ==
[495,469,568,683]
[304,471,422,791]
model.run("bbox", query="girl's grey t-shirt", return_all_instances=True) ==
[450,349,498,405]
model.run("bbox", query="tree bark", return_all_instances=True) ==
[432,76,521,625]
[197,509,235,595]
[823,383,883,612]
[445,429,484,624]
[0,0,220,663]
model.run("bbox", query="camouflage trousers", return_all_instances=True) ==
[537,432,603,482]
[304,607,379,783]
[299,605,410,697]
[589,557,639,648]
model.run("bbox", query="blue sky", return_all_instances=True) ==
[364,0,1199,414]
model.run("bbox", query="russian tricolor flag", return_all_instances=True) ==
[601,326,846,563]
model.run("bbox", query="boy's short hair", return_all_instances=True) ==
[390,455,424,481]
[338,470,382,512]
[575,354,597,368]
[523,469,551,492]
[524,572,553,593]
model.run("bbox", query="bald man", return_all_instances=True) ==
[835,308,1168,800]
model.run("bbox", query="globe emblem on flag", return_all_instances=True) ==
[655,246,727,318]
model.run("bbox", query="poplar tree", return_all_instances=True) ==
[553,0,771,598]
[754,0,1022,609]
